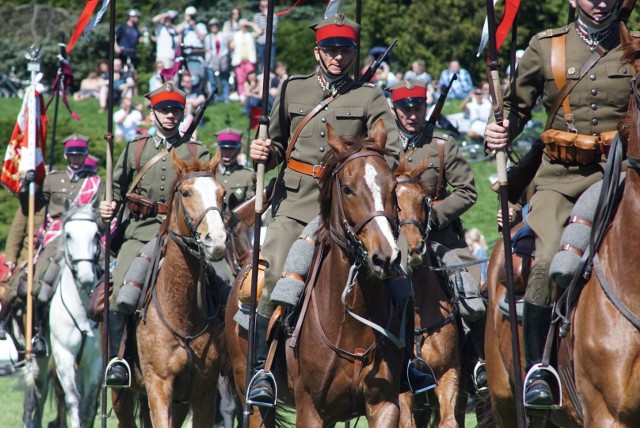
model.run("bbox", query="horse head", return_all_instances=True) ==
[318,119,400,278]
[61,204,101,290]
[162,151,227,263]
[394,154,432,267]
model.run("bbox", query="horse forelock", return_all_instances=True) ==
[62,204,98,225]
[317,135,392,246]
[394,155,431,195]
[159,158,216,236]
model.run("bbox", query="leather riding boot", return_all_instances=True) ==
[31,302,47,358]
[523,301,557,408]
[401,298,437,394]
[105,311,130,388]
[468,317,488,394]
[246,314,276,407]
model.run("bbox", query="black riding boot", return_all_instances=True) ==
[246,314,276,407]
[469,316,488,394]
[0,299,11,340]
[31,301,47,358]
[105,311,130,388]
[401,298,437,394]
[523,301,557,408]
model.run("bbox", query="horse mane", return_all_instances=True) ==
[159,158,214,236]
[316,134,391,246]
[394,154,432,195]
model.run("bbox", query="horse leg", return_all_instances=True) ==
[435,368,461,428]
[145,374,174,427]
[398,393,417,428]
[365,401,400,427]
[190,385,218,428]
[111,389,138,428]
[294,393,324,427]
[50,335,82,428]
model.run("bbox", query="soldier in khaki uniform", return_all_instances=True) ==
[99,81,209,387]
[215,128,255,210]
[485,0,633,408]
[247,14,437,406]
[387,80,486,390]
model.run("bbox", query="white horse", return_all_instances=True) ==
[49,205,102,428]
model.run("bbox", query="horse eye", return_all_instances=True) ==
[181,190,190,197]
[342,185,354,196]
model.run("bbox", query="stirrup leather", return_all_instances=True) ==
[105,357,132,388]
[523,363,562,409]
[246,369,277,408]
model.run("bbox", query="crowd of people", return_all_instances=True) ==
[4,0,628,424]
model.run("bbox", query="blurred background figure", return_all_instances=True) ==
[465,227,488,284]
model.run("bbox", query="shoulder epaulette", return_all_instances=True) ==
[289,72,315,81]
[536,26,570,40]
[130,134,150,143]
[432,131,451,141]
[186,139,203,146]
[630,30,640,39]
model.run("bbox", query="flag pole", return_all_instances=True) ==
[101,0,116,426]
[24,46,41,360]
[47,42,66,174]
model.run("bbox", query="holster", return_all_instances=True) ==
[126,193,158,220]
[237,258,269,304]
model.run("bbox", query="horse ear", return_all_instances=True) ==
[172,151,188,174]
[209,148,222,172]
[370,118,388,150]
[326,123,348,154]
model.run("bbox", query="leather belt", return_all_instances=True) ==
[288,158,326,178]
[156,202,169,215]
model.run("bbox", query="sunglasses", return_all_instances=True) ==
[319,46,356,57]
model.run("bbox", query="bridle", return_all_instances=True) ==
[628,72,640,170]
[63,213,101,290]
[395,176,432,242]
[166,171,225,262]
[328,150,399,267]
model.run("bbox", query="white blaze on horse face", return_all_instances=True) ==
[193,177,227,261]
[67,220,99,288]
[364,163,399,257]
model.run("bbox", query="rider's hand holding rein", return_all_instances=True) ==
[99,200,117,222]
[484,119,510,151]
[250,138,272,162]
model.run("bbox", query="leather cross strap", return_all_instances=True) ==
[126,148,169,196]
[283,80,356,176]
[435,138,446,200]
[545,36,608,131]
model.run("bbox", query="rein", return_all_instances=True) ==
[148,169,224,404]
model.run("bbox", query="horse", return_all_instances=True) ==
[562,36,640,427]
[48,204,102,428]
[111,152,228,428]
[394,156,462,428]
[226,119,410,427]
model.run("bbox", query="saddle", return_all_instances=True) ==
[498,223,535,296]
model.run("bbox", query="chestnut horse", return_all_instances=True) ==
[112,153,228,427]
[565,38,640,426]
[226,119,409,426]
[394,157,462,428]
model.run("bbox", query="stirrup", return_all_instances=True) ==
[473,360,489,395]
[31,335,49,358]
[406,357,437,394]
[246,369,277,408]
[523,363,562,410]
[105,357,132,388]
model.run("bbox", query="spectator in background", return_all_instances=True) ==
[177,6,207,54]
[459,81,492,142]
[179,73,206,138]
[115,9,142,67]
[73,70,102,102]
[230,19,257,102]
[98,58,136,113]
[242,70,262,115]
[269,61,288,99]
[465,228,488,284]
[148,61,165,92]
[253,0,278,73]
[223,7,243,34]
[438,59,473,99]
[114,98,143,142]
[403,59,432,84]
[152,10,179,68]
[205,18,232,103]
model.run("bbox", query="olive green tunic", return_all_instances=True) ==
[500,22,635,304]
[219,163,255,210]
[257,72,402,317]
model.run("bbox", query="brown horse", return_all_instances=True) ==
[566,37,640,427]
[112,152,228,427]
[226,119,409,426]
[394,156,462,427]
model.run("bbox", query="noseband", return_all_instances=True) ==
[329,150,398,265]
[167,171,225,260]
[63,215,100,286]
